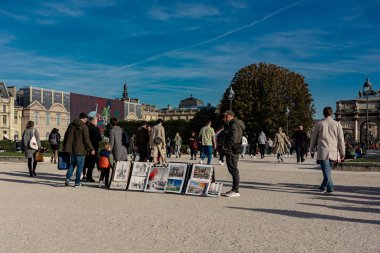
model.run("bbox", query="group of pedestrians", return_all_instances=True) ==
[20,105,344,197]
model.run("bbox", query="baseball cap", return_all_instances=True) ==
[223,110,235,117]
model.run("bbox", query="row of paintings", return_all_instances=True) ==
[109,162,223,197]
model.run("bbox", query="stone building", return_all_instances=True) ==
[158,95,213,121]
[0,82,23,140]
[17,86,70,140]
[335,79,380,144]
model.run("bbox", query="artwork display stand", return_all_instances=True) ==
[185,164,214,196]
[105,161,220,197]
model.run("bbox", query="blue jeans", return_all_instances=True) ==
[319,160,333,192]
[66,155,85,185]
[201,145,213,165]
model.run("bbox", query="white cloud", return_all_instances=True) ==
[0,34,16,45]
[148,3,220,21]
[0,8,27,21]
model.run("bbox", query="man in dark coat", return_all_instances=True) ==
[135,121,150,162]
[222,110,246,197]
[83,117,102,182]
[63,113,95,187]
[292,125,308,163]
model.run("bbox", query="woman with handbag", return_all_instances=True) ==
[22,121,41,177]
[273,127,290,163]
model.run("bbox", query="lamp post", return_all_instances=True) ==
[362,78,376,149]
[285,106,290,136]
[228,86,235,111]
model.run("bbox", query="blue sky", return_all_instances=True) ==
[1,0,379,119]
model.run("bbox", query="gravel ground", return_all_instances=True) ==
[0,154,379,253]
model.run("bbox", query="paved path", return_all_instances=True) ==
[0,155,379,253]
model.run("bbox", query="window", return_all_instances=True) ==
[2,115,6,125]
[46,112,50,125]
[57,113,61,126]
[34,112,39,125]
[3,105,6,112]
[14,113,18,124]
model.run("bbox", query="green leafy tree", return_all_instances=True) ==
[219,63,315,137]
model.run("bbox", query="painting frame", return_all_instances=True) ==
[127,162,152,191]
[145,166,169,193]
[165,163,188,194]
[206,182,223,198]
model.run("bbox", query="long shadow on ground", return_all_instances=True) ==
[226,206,380,225]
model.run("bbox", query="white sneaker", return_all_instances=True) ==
[199,160,203,164]
[250,154,253,158]
[218,160,222,165]
[220,162,224,166]
[99,180,103,188]
[224,191,240,197]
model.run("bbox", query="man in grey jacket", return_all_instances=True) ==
[222,110,246,197]
[310,106,345,195]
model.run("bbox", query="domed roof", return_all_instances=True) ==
[179,94,204,109]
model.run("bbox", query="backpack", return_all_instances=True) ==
[122,131,130,149]
[49,133,58,145]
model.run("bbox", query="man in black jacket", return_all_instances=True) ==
[222,110,246,197]
[292,125,308,163]
[83,117,102,182]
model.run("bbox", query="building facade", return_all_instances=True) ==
[336,97,380,144]
[17,86,70,140]
[0,82,23,140]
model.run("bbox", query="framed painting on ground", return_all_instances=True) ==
[185,164,213,196]
[207,182,223,198]
[128,162,152,191]
[145,166,169,193]
[109,161,131,190]
[165,163,188,194]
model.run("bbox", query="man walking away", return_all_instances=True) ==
[136,121,150,162]
[150,119,166,165]
[310,106,345,195]
[292,125,308,163]
[222,110,245,197]
[258,131,267,159]
[199,120,216,165]
[63,113,95,187]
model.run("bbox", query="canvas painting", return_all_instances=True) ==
[191,164,213,180]
[128,176,147,191]
[112,161,131,182]
[131,162,152,177]
[165,179,183,193]
[109,181,128,190]
[168,163,187,178]
[128,162,152,191]
[207,182,223,198]
[185,180,210,196]
[145,166,169,193]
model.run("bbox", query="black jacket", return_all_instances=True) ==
[223,119,246,155]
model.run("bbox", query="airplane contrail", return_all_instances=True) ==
[108,0,305,74]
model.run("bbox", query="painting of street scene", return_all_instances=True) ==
[165,179,183,193]
[112,161,130,182]
[191,165,213,180]
[128,176,147,191]
[145,166,169,193]
[207,182,223,197]
[131,162,152,177]
[168,163,187,178]
[186,180,209,196]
